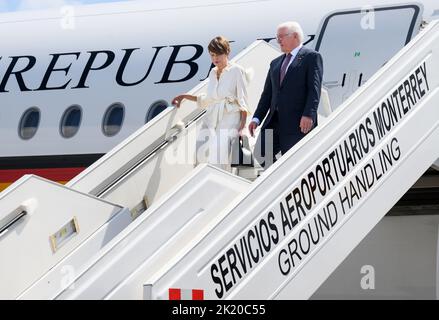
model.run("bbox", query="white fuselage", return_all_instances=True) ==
[0,0,437,189]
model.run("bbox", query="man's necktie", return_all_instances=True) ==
[280,53,292,84]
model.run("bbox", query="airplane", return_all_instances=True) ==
[0,0,438,192]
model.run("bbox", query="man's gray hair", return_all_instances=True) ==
[277,21,304,43]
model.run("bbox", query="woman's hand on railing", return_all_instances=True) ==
[172,95,185,108]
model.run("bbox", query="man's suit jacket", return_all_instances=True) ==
[254,46,323,135]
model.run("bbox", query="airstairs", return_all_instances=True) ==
[0,40,288,299]
[0,175,130,300]
[1,20,438,299]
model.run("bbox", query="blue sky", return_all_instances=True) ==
[0,0,133,12]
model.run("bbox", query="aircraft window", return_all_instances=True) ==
[60,105,82,138]
[102,103,125,137]
[19,107,40,140]
[145,100,169,123]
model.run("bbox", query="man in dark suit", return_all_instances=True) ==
[249,21,323,168]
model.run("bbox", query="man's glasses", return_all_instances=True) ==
[276,32,293,41]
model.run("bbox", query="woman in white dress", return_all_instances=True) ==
[172,36,250,172]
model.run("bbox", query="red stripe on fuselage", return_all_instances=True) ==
[0,167,86,182]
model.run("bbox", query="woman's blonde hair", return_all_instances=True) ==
[208,36,231,55]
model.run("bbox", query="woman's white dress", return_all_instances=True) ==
[196,62,250,172]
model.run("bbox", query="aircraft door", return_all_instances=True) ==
[313,4,423,109]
